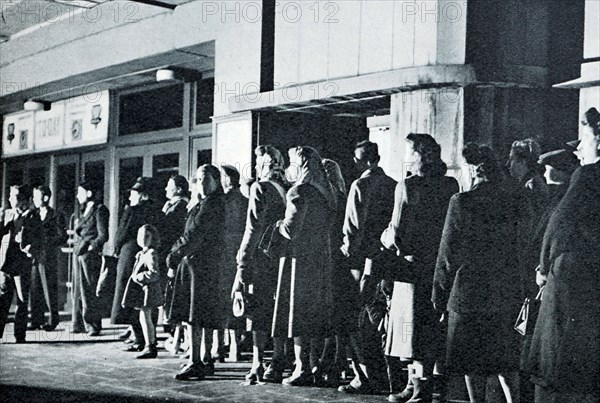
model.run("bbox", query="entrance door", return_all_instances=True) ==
[191,136,212,172]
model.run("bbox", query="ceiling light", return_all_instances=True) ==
[156,69,176,82]
[23,100,45,111]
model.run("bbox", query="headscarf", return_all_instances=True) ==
[255,145,289,188]
[290,146,337,211]
[322,158,346,197]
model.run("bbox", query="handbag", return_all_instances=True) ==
[258,223,289,260]
[96,255,118,297]
[514,286,545,336]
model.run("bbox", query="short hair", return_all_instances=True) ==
[35,185,52,199]
[197,164,223,189]
[582,107,600,136]
[169,174,189,195]
[463,143,500,182]
[354,140,379,163]
[10,184,32,203]
[79,179,102,195]
[220,165,241,188]
[138,224,160,249]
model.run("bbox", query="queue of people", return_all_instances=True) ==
[0,107,599,403]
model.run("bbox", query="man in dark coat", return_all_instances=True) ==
[0,184,41,343]
[29,185,68,331]
[339,140,397,395]
[73,179,109,337]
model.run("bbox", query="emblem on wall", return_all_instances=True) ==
[71,119,82,140]
[7,123,15,144]
[91,105,102,128]
[19,130,28,149]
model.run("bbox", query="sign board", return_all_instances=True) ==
[34,101,65,150]
[65,91,109,147]
[2,112,35,156]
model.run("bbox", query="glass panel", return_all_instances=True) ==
[28,166,47,188]
[152,153,179,207]
[119,84,184,135]
[83,160,105,200]
[197,149,212,168]
[56,163,77,226]
[118,157,143,216]
[7,169,23,187]
[196,78,215,125]
[584,0,600,59]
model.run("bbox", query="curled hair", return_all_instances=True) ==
[582,107,600,136]
[406,133,447,177]
[220,165,241,188]
[510,138,542,174]
[463,143,500,182]
[255,145,289,188]
[170,174,189,196]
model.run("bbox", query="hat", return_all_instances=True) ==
[79,178,102,194]
[565,140,580,151]
[129,177,152,194]
[538,149,580,173]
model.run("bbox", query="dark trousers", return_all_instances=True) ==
[30,259,59,327]
[0,270,31,341]
[71,256,85,332]
[77,253,102,332]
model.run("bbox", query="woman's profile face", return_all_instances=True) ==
[577,124,600,165]
[255,154,272,180]
[129,190,141,206]
[165,179,177,200]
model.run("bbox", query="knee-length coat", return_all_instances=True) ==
[122,248,164,309]
[166,190,225,328]
[527,161,600,393]
[111,200,160,324]
[381,174,458,361]
[272,183,334,338]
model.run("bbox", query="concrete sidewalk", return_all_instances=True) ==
[0,319,472,402]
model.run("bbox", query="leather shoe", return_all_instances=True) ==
[27,323,43,331]
[42,322,59,331]
[118,329,132,340]
[245,365,265,383]
[123,343,145,352]
[87,329,101,337]
[203,361,215,376]
[15,338,26,344]
[338,379,374,395]
[137,345,158,359]
[175,363,205,381]
[282,372,313,387]
[263,365,283,383]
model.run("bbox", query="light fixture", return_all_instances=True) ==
[156,69,176,82]
[23,100,45,111]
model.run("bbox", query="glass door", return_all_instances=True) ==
[191,136,213,172]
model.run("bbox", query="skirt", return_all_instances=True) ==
[446,310,520,375]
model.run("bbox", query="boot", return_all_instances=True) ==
[137,344,158,359]
[406,377,433,403]
[388,378,414,402]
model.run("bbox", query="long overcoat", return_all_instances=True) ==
[381,174,458,361]
[166,190,225,327]
[122,248,164,309]
[527,162,600,393]
[272,183,334,338]
[111,200,160,324]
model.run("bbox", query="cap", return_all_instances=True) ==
[539,149,580,173]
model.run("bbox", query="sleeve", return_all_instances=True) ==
[89,205,109,252]
[432,195,464,308]
[341,181,366,257]
[114,207,131,253]
[278,186,307,241]
[170,198,222,259]
[237,182,269,268]
[381,181,409,251]
[136,250,161,284]
[51,211,68,247]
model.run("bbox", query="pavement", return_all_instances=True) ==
[0,318,474,403]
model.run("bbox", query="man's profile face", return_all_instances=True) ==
[353,149,369,174]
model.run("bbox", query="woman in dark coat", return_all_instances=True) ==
[381,133,458,402]
[272,146,336,386]
[527,107,600,403]
[433,144,529,403]
[232,145,289,383]
[111,177,160,350]
[168,164,225,381]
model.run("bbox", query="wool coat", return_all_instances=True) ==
[381,174,458,361]
[166,190,225,327]
[527,162,600,393]
[272,183,334,338]
[122,248,164,309]
[111,200,160,324]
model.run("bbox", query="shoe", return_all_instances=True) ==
[203,361,215,376]
[42,322,59,331]
[123,343,145,352]
[338,379,374,395]
[15,338,26,344]
[174,363,205,381]
[118,329,132,341]
[87,329,101,337]
[389,378,415,402]
[282,372,313,387]
[405,377,432,403]
[27,323,43,331]
[245,365,265,383]
[263,364,283,383]
[137,345,158,359]
[312,367,326,387]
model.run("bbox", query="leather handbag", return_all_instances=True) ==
[258,223,289,260]
[514,286,545,336]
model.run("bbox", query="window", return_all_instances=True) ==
[119,84,184,135]
[196,78,215,125]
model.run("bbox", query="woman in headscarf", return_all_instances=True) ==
[112,177,161,351]
[271,146,336,386]
[381,133,459,402]
[167,164,225,381]
[527,107,600,403]
[232,145,290,383]
[434,144,529,403]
